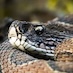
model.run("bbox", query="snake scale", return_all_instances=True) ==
[0,15,73,73]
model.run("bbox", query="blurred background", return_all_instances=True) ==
[0,0,73,42]
[0,0,73,22]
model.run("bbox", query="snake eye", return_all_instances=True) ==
[19,22,30,33]
[35,26,44,35]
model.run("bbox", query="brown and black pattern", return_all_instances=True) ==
[0,15,73,73]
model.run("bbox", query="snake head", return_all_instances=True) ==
[8,20,55,59]
[9,20,69,59]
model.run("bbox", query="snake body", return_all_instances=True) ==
[0,15,73,73]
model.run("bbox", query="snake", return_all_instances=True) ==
[0,14,73,73]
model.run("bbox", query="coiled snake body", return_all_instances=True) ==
[0,15,73,73]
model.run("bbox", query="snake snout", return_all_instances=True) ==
[8,20,21,38]
[8,25,17,38]
[8,27,17,46]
